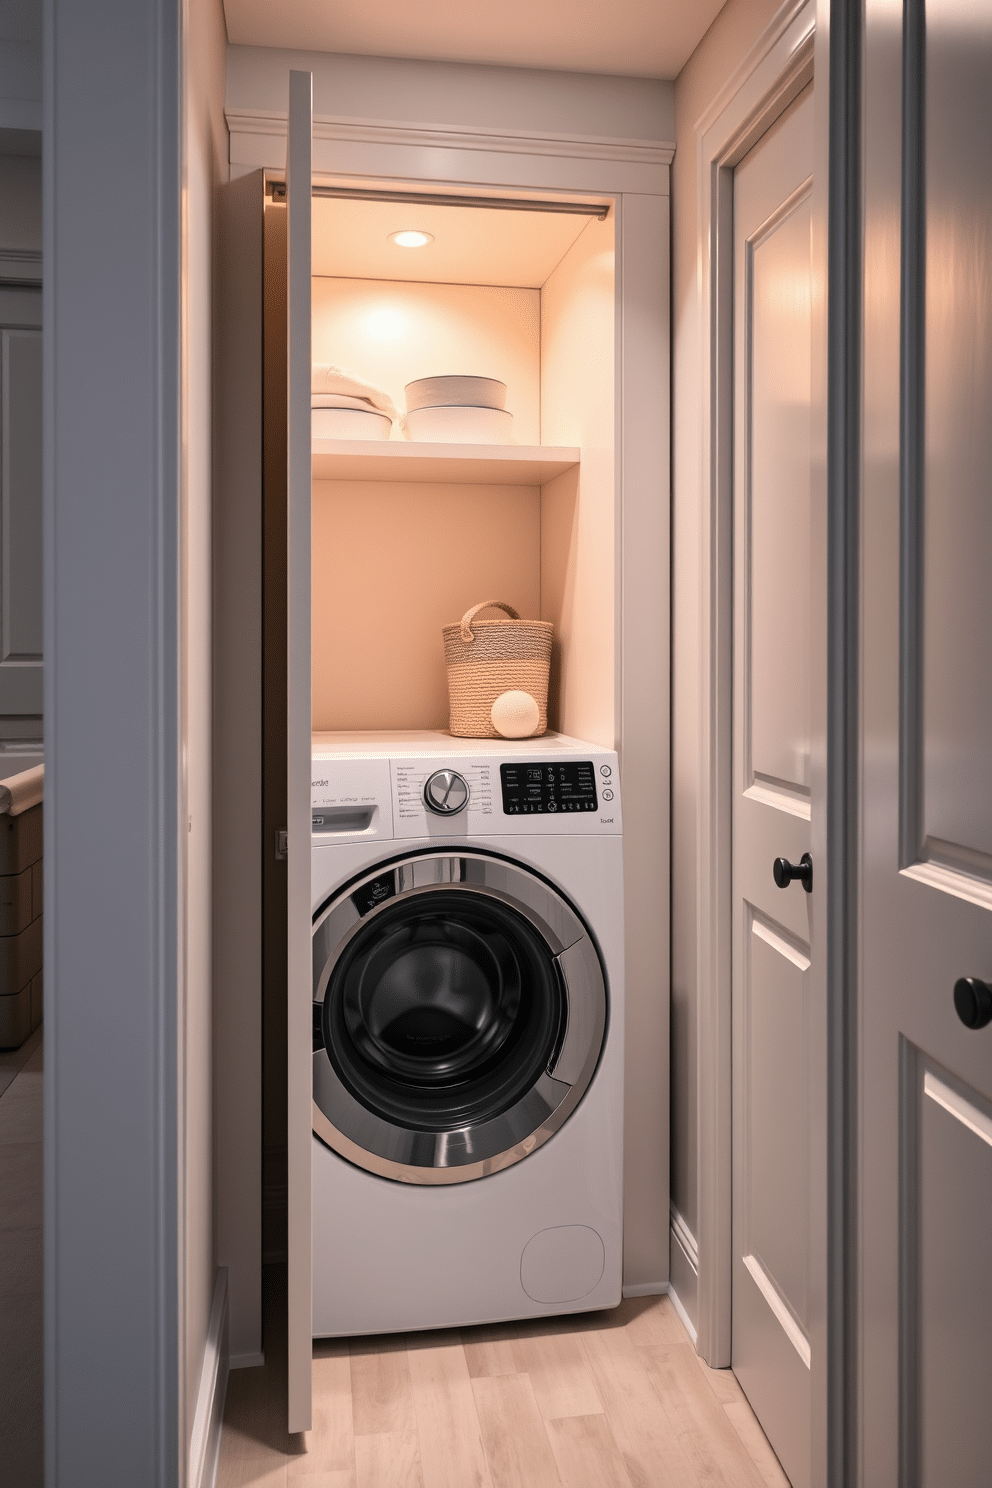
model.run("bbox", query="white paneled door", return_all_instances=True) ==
[862,1,992,1481]
[0,287,42,734]
[732,84,814,1488]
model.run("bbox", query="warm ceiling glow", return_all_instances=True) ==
[388,230,434,249]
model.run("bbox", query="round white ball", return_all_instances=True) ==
[490,690,540,739]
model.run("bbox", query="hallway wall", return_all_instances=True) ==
[670,0,789,1334]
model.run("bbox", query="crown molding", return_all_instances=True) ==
[225,107,675,168]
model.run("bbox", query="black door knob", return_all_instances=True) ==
[953,977,992,1030]
[773,853,813,893]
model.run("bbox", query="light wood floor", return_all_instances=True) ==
[217,1269,790,1488]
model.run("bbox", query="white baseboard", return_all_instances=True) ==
[668,1282,698,1345]
[621,1280,669,1298]
[669,1202,699,1272]
[669,1201,699,1344]
[189,1268,230,1488]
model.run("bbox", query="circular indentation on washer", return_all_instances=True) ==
[602,788,614,801]
[520,1225,605,1303]
[600,765,612,777]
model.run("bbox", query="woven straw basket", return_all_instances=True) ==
[443,601,553,738]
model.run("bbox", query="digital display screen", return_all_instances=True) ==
[500,761,598,814]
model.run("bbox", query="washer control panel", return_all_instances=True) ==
[423,768,470,816]
[500,760,600,815]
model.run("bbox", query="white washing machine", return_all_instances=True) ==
[309,729,625,1338]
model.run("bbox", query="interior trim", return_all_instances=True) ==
[667,1281,698,1345]
[268,180,610,218]
[0,248,42,285]
[923,1070,992,1150]
[694,0,816,1371]
[670,1200,700,1272]
[227,107,675,168]
[188,1268,229,1488]
[743,1252,812,1369]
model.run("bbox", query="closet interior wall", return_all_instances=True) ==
[307,197,615,741]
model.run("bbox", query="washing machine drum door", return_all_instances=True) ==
[312,851,607,1185]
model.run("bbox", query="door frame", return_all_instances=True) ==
[694,0,816,1369]
[217,89,676,1364]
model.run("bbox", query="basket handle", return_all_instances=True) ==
[460,600,519,644]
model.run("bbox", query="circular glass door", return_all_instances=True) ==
[312,851,607,1185]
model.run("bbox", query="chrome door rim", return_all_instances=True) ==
[311,850,607,1185]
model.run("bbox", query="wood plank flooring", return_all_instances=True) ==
[217,1269,790,1488]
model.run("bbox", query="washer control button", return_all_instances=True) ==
[602,788,614,801]
[423,769,470,816]
[600,764,612,777]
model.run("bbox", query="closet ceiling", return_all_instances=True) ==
[311,195,594,288]
[223,0,725,80]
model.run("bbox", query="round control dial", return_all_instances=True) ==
[423,768,470,816]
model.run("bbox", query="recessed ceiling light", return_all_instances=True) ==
[388,230,434,249]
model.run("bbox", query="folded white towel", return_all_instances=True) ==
[311,392,384,410]
[0,763,43,817]
[311,365,397,421]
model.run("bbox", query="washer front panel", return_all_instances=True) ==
[311,851,607,1185]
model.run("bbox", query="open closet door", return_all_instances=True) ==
[286,67,313,1435]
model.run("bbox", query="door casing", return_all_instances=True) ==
[693,0,818,1375]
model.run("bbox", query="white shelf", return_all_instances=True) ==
[311,440,580,486]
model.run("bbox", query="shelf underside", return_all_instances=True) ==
[311,440,580,486]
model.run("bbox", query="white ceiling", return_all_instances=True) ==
[223,0,726,81]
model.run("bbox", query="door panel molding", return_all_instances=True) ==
[922,1068,992,1152]
[751,910,811,972]
[743,1252,812,1367]
[899,0,992,904]
[694,0,815,1370]
[899,1041,992,1483]
[743,181,814,805]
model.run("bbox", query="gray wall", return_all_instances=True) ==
[669,0,793,1331]
[45,0,227,1480]
[45,0,182,1478]
[226,44,675,144]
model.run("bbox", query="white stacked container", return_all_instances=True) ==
[403,376,513,443]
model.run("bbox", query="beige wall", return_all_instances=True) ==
[184,0,228,1451]
[540,215,615,749]
[312,479,542,731]
[310,275,545,731]
[311,277,541,445]
[670,0,786,1319]
[310,246,616,741]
